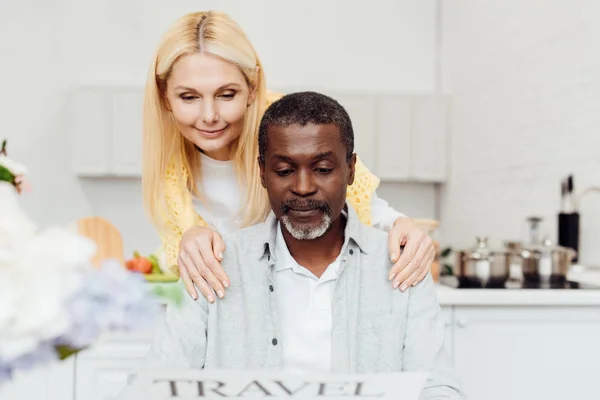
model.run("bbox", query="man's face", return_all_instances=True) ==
[259,123,356,240]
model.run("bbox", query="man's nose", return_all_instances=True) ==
[292,168,317,196]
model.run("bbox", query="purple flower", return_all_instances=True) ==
[60,259,161,349]
[0,342,57,385]
[0,259,163,386]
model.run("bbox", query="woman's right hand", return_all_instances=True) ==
[178,226,230,302]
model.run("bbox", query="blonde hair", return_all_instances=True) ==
[142,11,270,233]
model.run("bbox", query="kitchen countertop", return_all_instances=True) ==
[435,283,600,306]
[149,281,600,307]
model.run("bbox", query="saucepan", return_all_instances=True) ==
[454,237,511,288]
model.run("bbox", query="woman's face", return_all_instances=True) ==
[165,53,256,161]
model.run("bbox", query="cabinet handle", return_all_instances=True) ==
[456,318,467,328]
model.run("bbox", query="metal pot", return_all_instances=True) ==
[455,237,511,288]
[519,238,576,285]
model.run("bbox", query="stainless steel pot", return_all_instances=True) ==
[519,238,576,285]
[455,237,511,288]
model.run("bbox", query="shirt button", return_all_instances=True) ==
[269,285,274,292]
[349,249,354,255]
[272,338,278,346]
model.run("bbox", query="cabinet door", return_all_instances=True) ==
[75,358,142,400]
[75,331,154,400]
[410,96,448,182]
[374,96,411,181]
[0,358,74,400]
[453,306,600,400]
[330,94,377,174]
[112,88,143,177]
[71,88,112,176]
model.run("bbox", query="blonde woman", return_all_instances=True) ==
[143,11,435,302]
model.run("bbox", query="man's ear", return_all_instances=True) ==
[258,156,266,188]
[347,153,357,185]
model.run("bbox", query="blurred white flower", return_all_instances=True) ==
[0,182,36,248]
[0,222,96,361]
[0,157,177,383]
[0,154,27,177]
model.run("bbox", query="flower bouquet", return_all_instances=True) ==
[0,140,181,384]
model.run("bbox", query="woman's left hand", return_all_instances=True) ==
[387,217,435,291]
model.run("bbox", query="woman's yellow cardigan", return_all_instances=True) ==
[158,91,381,274]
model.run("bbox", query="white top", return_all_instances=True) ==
[192,153,243,234]
[273,222,348,373]
[192,154,404,235]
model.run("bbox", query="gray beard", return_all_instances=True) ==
[280,213,332,240]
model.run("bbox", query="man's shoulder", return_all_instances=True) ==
[357,223,389,254]
[220,222,268,265]
[223,222,266,246]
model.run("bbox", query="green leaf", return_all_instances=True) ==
[148,254,161,274]
[440,247,452,258]
[0,164,15,184]
[442,264,454,276]
[55,345,82,360]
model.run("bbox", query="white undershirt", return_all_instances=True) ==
[191,153,243,234]
[273,221,349,373]
[191,153,404,235]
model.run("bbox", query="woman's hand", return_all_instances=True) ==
[178,226,230,302]
[387,217,435,291]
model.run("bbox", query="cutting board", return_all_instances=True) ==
[77,216,125,267]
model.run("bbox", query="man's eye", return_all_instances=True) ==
[276,169,293,177]
[315,168,332,174]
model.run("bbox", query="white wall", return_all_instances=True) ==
[1,0,439,257]
[440,0,600,264]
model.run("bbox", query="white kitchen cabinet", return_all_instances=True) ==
[328,94,377,172]
[452,306,600,400]
[374,96,411,181]
[327,93,449,182]
[71,88,112,176]
[71,86,143,177]
[69,87,449,182]
[410,96,449,182]
[111,89,144,176]
[75,358,142,400]
[0,358,74,400]
[74,329,156,399]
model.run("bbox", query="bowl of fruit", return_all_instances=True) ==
[125,250,178,283]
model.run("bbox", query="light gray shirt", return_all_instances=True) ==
[121,204,463,399]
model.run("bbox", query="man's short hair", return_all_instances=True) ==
[258,91,354,163]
